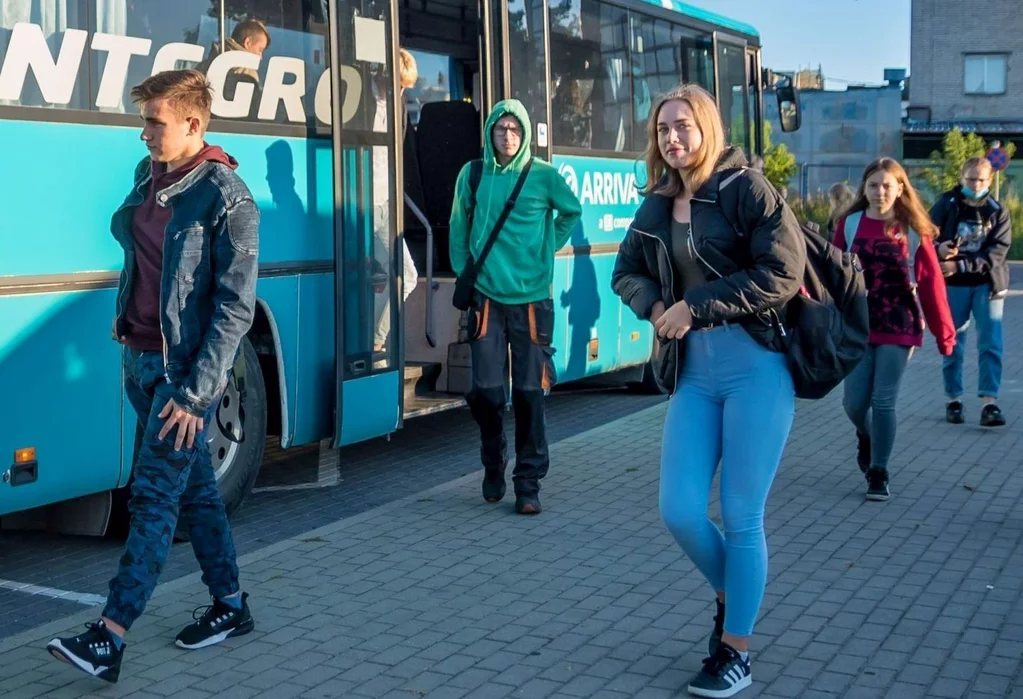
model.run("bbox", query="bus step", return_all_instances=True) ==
[404,393,466,420]
[404,361,442,403]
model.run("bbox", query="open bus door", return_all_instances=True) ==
[329,0,404,448]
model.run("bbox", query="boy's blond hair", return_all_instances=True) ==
[399,49,418,90]
[131,70,213,130]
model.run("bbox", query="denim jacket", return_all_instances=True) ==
[112,157,260,416]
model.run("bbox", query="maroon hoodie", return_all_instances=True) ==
[123,144,237,352]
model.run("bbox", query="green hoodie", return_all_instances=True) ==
[449,99,582,305]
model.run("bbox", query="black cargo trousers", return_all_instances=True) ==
[465,295,558,496]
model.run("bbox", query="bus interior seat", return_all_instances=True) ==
[413,100,481,276]
[402,110,429,272]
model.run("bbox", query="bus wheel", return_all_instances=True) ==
[108,338,267,540]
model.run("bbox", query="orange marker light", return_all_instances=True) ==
[14,447,36,463]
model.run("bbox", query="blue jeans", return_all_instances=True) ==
[659,325,794,637]
[942,284,1004,399]
[103,348,240,630]
[842,344,912,471]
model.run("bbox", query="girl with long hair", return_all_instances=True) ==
[833,158,956,500]
[612,85,806,697]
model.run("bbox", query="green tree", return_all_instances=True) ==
[920,128,1016,196]
[761,121,798,193]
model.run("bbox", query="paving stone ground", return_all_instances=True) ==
[2,288,1022,699]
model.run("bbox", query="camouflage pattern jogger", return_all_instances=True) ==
[102,347,240,630]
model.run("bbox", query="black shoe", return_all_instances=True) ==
[708,599,725,656]
[515,492,542,515]
[482,468,507,503]
[46,621,124,683]
[865,468,890,501]
[946,401,964,424]
[980,404,1006,427]
[687,643,752,697]
[855,431,871,473]
[175,592,254,649]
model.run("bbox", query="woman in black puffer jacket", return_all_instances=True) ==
[612,84,805,699]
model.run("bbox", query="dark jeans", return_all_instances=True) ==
[842,344,912,472]
[103,348,240,630]
[466,296,557,496]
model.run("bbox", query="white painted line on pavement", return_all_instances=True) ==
[0,579,106,607]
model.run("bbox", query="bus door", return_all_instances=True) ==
[330,0,405,447]
[746,46,764,157]
[713,33,752,157]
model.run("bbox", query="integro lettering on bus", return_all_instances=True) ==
[0,22,363,124]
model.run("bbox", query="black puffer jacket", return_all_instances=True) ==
[612,147,806,395]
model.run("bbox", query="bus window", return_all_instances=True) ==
[549,0,632,153]
[630,14,691,146]
[405,49,457,126]
[681,28,715,97]
[507,0,548,149]
[716,41,750,154]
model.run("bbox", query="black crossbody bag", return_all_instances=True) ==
[451,159,534,311]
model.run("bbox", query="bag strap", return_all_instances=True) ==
[474,159,534,273]
[467,159,483,228]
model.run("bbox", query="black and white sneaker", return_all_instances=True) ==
[980,403,1006,427]
[46,621,124,683]
[175,592,254,649]
[688,643,752,697]
[865,468,890,501]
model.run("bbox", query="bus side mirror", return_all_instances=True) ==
[776,84,801,133]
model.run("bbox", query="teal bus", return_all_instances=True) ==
[0,0,797,532]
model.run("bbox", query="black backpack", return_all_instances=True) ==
[717,169,869,400]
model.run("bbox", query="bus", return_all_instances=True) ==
[0,0,798,533]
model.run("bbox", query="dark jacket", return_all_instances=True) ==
[112,156,260,416]
[929,188,1011,297]
[611,147,806,394]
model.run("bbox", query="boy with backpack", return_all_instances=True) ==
[448,99,581,516]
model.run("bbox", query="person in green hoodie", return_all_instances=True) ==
[449,99,582,515]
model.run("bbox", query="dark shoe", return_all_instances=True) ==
[482,469,507,503]
[687,643,752,697]
[865,468,890,501]
[515,492,542,515]
[855,432,871,473]
[980,404,1006,427]
[946,400,964,424]
[46,621,124,683]
[175,592,254,650]
[708,598,725,656]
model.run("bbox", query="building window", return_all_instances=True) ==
[964,54,1007,95]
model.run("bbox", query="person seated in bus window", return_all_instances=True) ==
[46,70,259,683]
[449,99,582,516]
[199,18,270,121]
[371,48,420,364]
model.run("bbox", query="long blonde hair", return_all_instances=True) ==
[846,158,937,238]
[642,84,725,198]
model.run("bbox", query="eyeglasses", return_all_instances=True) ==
[493,125,522,137]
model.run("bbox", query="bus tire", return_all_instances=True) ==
[108,338,267,540]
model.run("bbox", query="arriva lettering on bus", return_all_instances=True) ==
[558,163,640,208]
[0,22,363,124]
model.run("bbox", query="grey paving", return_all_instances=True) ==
[2,287,1023,698]
[0,390,661,638]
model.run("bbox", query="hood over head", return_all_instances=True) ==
[483,99,532,171]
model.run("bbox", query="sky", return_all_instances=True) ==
[683,0,912,90]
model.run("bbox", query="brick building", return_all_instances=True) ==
[906,0,1023,162]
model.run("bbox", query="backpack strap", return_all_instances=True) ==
[467,159,483,227]
[843,211,863,252]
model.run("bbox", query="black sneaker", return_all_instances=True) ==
[980,404,1006,427]
[46,621,124,683]
[482,469,507,503]
[515,492,542,515]
[855,432,871,473]
[946,401,964,424]
[708,598,725,656]
[687,643,752,697]
[865,468,890,501]
[175,592,254,649]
